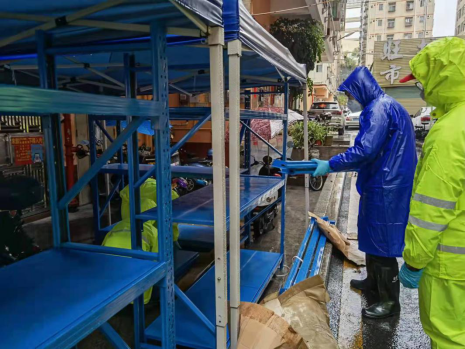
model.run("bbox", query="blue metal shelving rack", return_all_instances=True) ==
[0,1,224,348]
[0,0,309,347]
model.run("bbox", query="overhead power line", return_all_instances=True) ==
[252,0,430,16]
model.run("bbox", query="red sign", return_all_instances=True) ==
[11,136,44,166]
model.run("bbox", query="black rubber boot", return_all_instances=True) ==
[350,254,377,292]
[362,260,400,319]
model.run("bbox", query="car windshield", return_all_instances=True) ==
[311,103,339,110]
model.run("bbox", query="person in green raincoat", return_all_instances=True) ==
[102,178,180,304]
[398,37,465,348]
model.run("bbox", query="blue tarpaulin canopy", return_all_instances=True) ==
[0,0,222,54]
[0,0,306,96]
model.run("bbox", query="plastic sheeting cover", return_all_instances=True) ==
[224,0,307,82]
[174,0,223,26]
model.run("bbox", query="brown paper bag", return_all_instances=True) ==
[237,302,306,349]
[308,212,365,266]
[263,276,338,349]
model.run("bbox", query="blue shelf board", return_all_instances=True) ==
[0,84,163,118]
[145,249,282,349]
[168,108,287,121]
[0,248,166,349]
[100,163,221,179]
[138,175,285,227]
[178,224,217,252]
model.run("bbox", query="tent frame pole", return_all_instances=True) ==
[228,39,242,349]
[209,26,228,349]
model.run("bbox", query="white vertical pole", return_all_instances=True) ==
[209,26,228,349]
[228,39,242,349]
[303,84,310,227]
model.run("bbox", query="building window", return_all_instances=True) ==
[387,34,394,40]
[419,15,425,23]
[377,35,382,41]
[388,2,396,12]
[406,1,414,10]
[404,33,413,39]
[379,3,384,11]
[316,64,323,73]
[378,19,383,26]
[420,0,425,7]
[418,32,425,38]
[388,18,395,28]
[405,17,413,26]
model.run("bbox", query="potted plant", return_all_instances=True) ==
[288,121,330,160]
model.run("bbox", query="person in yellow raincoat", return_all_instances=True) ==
[119,177,180,242]
[102,178,180,304]
[398,37,465,348]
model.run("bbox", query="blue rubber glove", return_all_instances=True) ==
[310,159,331,177]
[399,263,423,289]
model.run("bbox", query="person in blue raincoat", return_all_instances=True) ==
[311,67,417,319]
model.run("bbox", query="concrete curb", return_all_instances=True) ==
[314,172,347,285]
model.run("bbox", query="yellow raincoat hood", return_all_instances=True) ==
[409,37,465,117]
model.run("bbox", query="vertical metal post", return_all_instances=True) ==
[36,30,70,246]
[244,119,251,173]
[244,119,252,243]
[103,121,112,225]
[88,115,101,240]
[151,23,176,348]
[303,84,310,227]
[209,26,228,348]
[280,81,289,269]
[124,53,146,349]
[116,120,125,190]
[228,39,242,349]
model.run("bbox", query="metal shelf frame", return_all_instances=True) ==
[0,1,306,347]
[0,2,221,347]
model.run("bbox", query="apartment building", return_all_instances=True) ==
[308,63,338,102]
[457,0,465,35]
[360,0,435,67]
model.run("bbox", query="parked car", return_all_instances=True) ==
[309,101,345,135]
[345,111,361,129]
[412,107,436,131]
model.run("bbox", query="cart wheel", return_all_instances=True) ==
[186,179,195,192]
[309,176,324,191]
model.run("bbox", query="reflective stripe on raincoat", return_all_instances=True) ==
[120,178,180,241]
[102,219,158,304]
[403,37,465,280]
[329,66,417,257]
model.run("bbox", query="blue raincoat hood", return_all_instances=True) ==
[330,67,417,257]
[338,67,384,108]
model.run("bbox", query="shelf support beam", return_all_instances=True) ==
[303,84,310,227]
[36,30,70,247]
[150,22,176,348]
[280,81,289,270]
[58,117,144,209]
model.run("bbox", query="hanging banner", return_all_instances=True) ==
[11,135,44,166]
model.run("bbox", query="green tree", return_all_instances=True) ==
[270,18,324,108]
[337,93,348,107]
[270,18,325,73]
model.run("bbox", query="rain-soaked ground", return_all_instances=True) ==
[327,169,430,349]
